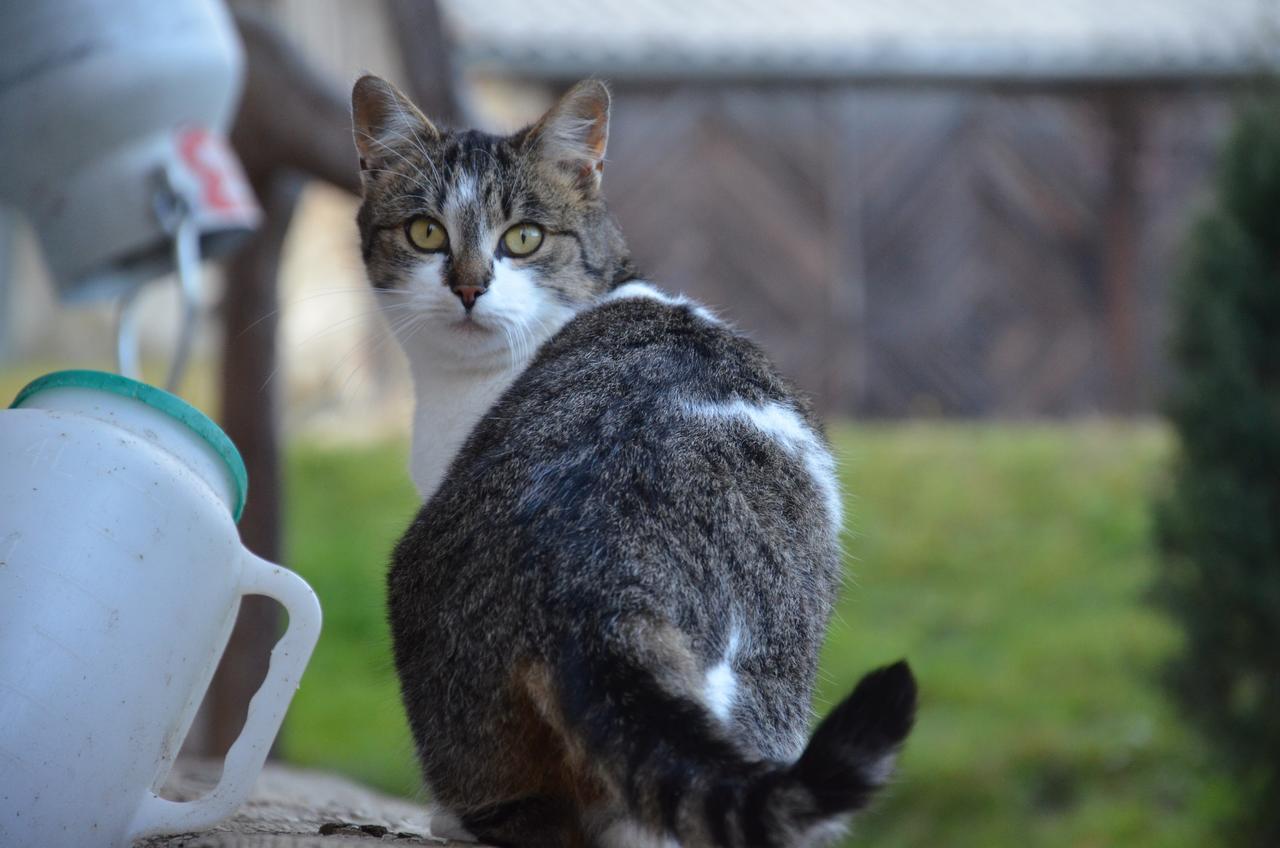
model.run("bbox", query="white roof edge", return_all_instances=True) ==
[443,0,1280,84]
[457,47,1280,84]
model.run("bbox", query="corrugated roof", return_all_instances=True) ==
[440,0,1280,82]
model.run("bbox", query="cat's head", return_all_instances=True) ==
[352,75,632,368]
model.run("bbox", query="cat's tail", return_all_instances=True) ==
[553,633,917,848]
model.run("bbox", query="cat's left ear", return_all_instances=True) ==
[351,74,438,172]
[524,80,610,191]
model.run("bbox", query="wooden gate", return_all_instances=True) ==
[603,84,1228,417]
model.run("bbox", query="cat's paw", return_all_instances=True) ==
[427,808,479,843]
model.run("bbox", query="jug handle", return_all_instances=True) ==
[126,550,323,839]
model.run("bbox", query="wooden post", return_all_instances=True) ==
[0,209,13,362]
[193,6,364,757]
[209,172,302,755]
[386,0,465,124]
[822,86,869,416]
[1101,90,1142,414]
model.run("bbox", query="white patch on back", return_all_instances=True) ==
[703,624,743,723]
[606,284,839,530]
[604,281,720,324]
[681,398,843,534]
[606,281,682,306]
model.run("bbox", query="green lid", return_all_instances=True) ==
[10,369,248,522]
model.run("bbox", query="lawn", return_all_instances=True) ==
[278,421,1226,846]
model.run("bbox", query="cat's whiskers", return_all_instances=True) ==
[518,322,534,370]
[360,312,437,394]
[256,304,409,392]
[501,315,527,376]
[258,302,421,394]
[514,311,569,365]
[484,310,545,374]
[359,126,440,189]
[360,126,432,177]
[233,287,411,339]
[303,298,421,349]
[339,316,419,395]
[383,103,444,185]
[380,192,435,207]
[496,316,522,372]
[330,307,428,395]
[358,165,433,199]
[503,323,520,373]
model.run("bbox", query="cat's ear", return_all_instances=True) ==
[524,80,610,190]
[351,74,438,172]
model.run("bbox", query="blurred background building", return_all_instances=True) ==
[454,0,1277,418]
[4,0,1278,427]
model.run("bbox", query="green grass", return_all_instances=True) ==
[280,440,423,796]
[278,422,1229,845]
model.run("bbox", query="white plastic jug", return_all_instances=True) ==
[0,0,259,302]
[0,370,322,847]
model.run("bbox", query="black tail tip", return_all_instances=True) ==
[792,659,918,813]
[846,659,917,744]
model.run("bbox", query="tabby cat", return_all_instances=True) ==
[352,74,916,848]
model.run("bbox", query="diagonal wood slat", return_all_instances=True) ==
[603,83,1228,416]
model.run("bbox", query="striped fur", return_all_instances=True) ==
[355,76,917,848]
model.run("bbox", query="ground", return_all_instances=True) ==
[278,421,1233,848]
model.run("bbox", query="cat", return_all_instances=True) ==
[352,74,917,848]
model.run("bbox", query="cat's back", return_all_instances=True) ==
[395,284,841,636]
[484,283,814,460]
[389,283,846,802]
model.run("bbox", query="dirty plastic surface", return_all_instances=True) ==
[0,375,322,848]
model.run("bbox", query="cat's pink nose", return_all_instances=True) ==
[453,286,485,312]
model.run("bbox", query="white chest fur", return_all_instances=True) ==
[407,360,518,500]
[392,257,579,500]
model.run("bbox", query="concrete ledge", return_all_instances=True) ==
[134,759,483,847]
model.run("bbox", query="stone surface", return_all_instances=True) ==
[134,759,480,848]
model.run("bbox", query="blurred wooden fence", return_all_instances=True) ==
[603,84,1229,417]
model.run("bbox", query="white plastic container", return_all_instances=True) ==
[0,0,259,302]
[0,371,322,848]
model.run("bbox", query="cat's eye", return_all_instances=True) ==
[405,216,448,252]
[501,223,544,257]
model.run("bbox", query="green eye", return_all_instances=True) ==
[502,223,544,257]
[406,216,447,252]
